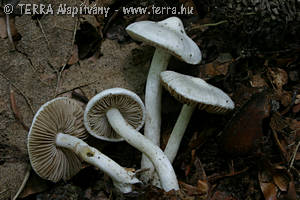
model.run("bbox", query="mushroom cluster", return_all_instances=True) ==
[126,16,202,183]
[26,16,235,194]
[28,97,140,193]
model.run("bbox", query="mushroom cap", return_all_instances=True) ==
[126,16,202,64]
[160,71,235,113]
[84,88,145,142]
[27,97,88,182]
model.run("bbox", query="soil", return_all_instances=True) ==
[0,0,299,200]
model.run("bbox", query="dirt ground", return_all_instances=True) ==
[0,0,299,200]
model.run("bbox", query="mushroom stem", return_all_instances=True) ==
[55,133,140,193]
[106,108,179,192]
[164,104,196,163]
[141,47,171,182]
[151,104,196,187]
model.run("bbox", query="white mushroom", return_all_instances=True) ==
[161,71,235,163]
[151,71,235,187]
[27,97,140,193]
[126,17,202,182]
[84,88,179,192]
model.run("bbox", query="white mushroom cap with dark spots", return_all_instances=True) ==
[126,17,202,64]
[27,97,88,182]
[160,71,235,113]
[84,88,145,142]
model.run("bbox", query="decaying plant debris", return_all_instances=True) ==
[0,0,299,199]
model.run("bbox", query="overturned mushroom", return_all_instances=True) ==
[28,97,140,193]
[84,88,179,192]
[126,17,202,182]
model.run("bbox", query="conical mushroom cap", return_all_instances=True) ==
[126,17,202,64]
[28,97,88,182]
[160,71,235,113]
[84,88,145,142]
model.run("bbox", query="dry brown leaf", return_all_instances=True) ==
[10,88,29,131]
[211,191,237,200]
[220,91,271,156]
[272,172,289,192]
[292,103,300,113]
[279,91,292,107]
[258,170,278,200]
[200,62,229,78]
[285,180,297,200]
[197,179,209,194]
[179,181,207,196]
[67,45,79,65]
[250,74,267,88]
[19,170,49,198]
[267,67,288,90]
[295,95,300,104]
[296,152,300,161]
[260,182,278,200]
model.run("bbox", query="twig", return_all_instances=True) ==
[189,20,228,31]
[12,165,31,200]
[103,9,120,36]
[55,64,66,95]
[6,14,15,50]
[208,167,249,182]
[55,16,79,96]
[71,16,78,51]
[135,167,150,175]
[0,72,34,114]
[0,189,8,195]
[288,141,300,171]
[71,90,89,103]
[272,129,289,162]
[37,18,51,55]
[10,87,30,131]
[55,81,97,97]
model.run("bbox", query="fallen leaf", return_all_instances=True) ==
[200,62,229,78]
[250,74,267,88]
[67,45,79,65]
[197,179,209,194]
[292,104,300,113]
[199,53,232,78]
[272,172,289,192]
[220,90,271,156]
[178,181,206,196]
[267,67,288,90]
[258,170,278,200]
[19,170,49,198]
[279,91,292,107]
[285,180,297,200]
[211,191,237,200]
[9,88,29,131]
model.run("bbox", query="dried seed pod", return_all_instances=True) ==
[220,90,271,156]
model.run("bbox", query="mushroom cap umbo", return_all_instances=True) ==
[126,17,202,65]
[84,88,145,142]
[27,97,88,182]
[160,71,235,113]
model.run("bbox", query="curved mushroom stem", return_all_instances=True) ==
[152,104,196,187]
[142,47,171,182]
[56,133,140,193]
[106,108,179,192]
